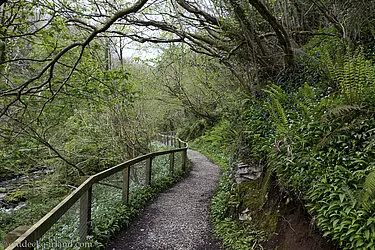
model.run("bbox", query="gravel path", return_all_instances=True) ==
[107,149,224,250]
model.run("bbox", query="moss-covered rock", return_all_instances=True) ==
[228,172,280,239]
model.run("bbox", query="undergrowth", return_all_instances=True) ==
[191,122,268,249]
[0,143,187,250]
[191,43,375,249]
[90,168,187,249]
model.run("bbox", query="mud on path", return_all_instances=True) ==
[107,149,224,250]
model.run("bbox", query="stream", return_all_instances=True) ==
[0,169,55,212]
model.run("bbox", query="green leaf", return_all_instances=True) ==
[365,229,370,240]
[339,194,345,203]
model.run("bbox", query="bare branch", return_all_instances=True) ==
[176,0,219,26]
[104,30,183,43]
[311,0,346,39]
[0,12,56,39]
[66,18,97,31]
[248,0,294,67]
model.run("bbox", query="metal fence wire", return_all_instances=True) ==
[5,135,187,250]
[35,200,82,250]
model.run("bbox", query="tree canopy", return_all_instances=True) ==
[1,0,374,119]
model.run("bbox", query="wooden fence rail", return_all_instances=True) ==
[6,135,187,250]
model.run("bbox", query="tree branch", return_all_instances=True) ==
[248,0,294,67]
[176,0,219,26]
[0,0,7,7]
[66,18,97,31]
[0,0,150,117]
[311,0,346,39]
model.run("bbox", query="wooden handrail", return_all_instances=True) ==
[6,136,188,250]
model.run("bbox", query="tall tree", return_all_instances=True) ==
[1,0,375,118]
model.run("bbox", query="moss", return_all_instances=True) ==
[0,40,5,66]
[261,167,273,204]
[257,209,279,234]
[0,165,19,180]
[227,173,280,240]
[232,181,263,213]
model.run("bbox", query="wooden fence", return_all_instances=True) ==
[5,135,188,250]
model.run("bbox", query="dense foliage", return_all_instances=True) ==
[2,0,375,249]
[192,39,375,249]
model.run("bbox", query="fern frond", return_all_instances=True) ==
[360,171,375,211]
[297,101,309,117]
[264,85,288,131]
[299,83,315,102]
[328,47,375,103]
[364,172,375,192]
[322,104,361,121]
[268,85,286,102]
[342,184,357,205]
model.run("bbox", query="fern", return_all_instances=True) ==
[342,184,358,206]
[322,104,361,121]
[360,171,375,211]
[297,101,309,118]
[328,48,375,103]
[298,83,315,102]
[263,84,288,132]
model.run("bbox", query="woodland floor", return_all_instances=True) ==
[106,150,337,250]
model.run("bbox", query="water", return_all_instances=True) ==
[0,169,55,209]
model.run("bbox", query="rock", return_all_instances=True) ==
[237,168,249,175]
[239,208,252,221]
[237,163,249,168]
[234,161,263,183]
[235,177,248,184]
[242,172,262,180]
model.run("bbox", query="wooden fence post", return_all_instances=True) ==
[79,186,92,243]
[6,145,190,250]
[122,167,130,204]
[169,152,175,175]
[182,149,187,171]
[145,157,152,185]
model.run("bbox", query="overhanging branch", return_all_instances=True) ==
[0,0,150,117]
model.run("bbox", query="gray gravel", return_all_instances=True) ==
[107,149,224,250]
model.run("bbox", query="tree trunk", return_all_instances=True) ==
[248,0,295,67]
[0,40,5,68]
